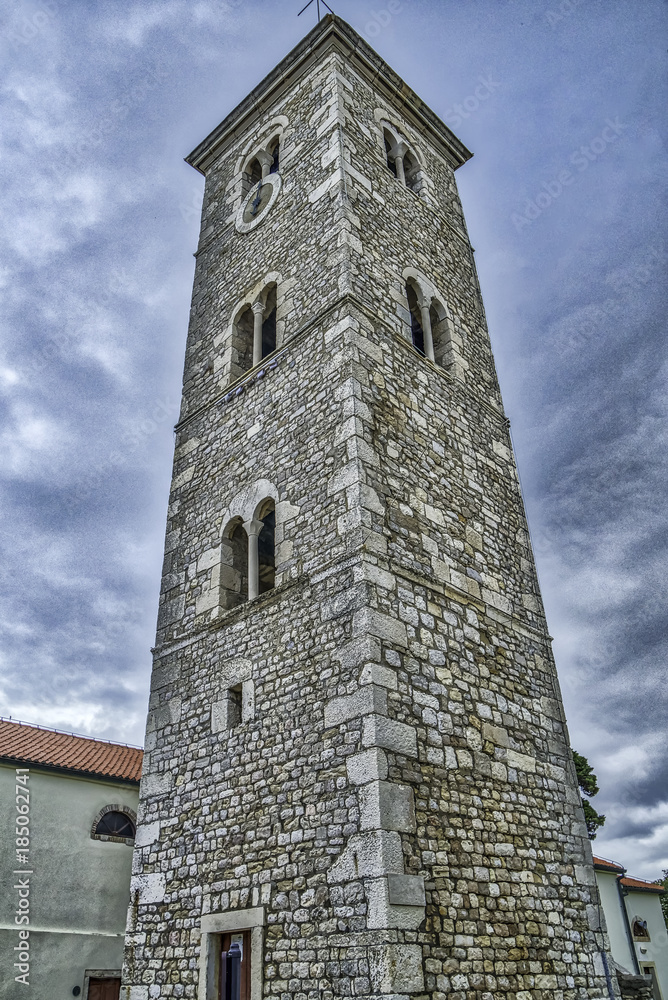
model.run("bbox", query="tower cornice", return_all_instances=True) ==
[185,14,472,175]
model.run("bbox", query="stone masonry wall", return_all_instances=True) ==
[123,17,615,1000]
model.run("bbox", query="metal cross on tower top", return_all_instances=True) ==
[297,0,335,22]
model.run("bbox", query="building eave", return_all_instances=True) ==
[0,755,141,787]
[185,14,472,176]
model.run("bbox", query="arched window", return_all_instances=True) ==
[382,126,426,199]
[403,150,422,195]
[632,918,650,941]
[220,517,249,610]
[91,805,136,844]
[268,137,280,175]
[247,157,263,187]
[219,499,276,610]
[96,811,135,838]
[430,298,456,369]
[231,305,254,381]
[261,283,277,359]
[257,499,275,595]
[406,281,425,355]
[230,282,278,383]
[384,130,398,177]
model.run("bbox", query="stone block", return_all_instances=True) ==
[369,944,425,991]
[324,685,387,727]
[353,607,408,646]
[346,748,388,784]
[359,662,397,689]
[387,874,426,906]
[327,830,404,883]
[135,821,161,848]
[362,714,418,757]
[131,872,166,905]
[140,772,173,798]
[506,749,536,773]
[359,779,415,832]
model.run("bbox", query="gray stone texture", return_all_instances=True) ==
[122,14,616,1000]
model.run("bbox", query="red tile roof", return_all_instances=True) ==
[0,718,143,784]
[593,855,626,873]
[621,876,665,895]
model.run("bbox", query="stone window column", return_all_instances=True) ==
[256,150,273,179]
[419,295,435,362]
[244,518,264,600]
[251,301,265,368]
[390,142,408,186]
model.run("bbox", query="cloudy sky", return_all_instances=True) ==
[0,0,665,877]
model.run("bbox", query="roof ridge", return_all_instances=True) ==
[0,716,143,751]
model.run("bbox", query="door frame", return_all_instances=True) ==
[83,970,122,1000]
[199,906,265,1000]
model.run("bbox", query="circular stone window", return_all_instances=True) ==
[236,173,282,234]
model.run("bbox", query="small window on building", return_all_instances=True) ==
[257,499,275,595]
[95,811,135,839]
[91,806,137,844]
[406,281,425,355]
[633,918,650,940]
[226,684,242,729]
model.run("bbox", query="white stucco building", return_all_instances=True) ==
[594,855,668,999]
[0,718,142,1000]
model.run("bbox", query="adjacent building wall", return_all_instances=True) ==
[0,763,138,999]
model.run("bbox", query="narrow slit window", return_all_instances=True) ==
[227,684,242,729]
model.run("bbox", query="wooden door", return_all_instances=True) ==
[220,930,251,1000]
[88,979,121,1000]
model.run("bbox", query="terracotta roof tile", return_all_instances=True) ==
[593,855,626,873]
[621,876,665,894]
[0,719,142,783]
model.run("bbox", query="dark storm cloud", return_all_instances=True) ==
[0,0,665,875]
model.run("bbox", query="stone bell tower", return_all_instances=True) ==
[123,15,616,1000]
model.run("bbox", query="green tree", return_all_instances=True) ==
[572,749,606,839]
[654,870,668,928]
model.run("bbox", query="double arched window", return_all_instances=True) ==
[220,498,276,609]
[404,274,456,369]
[231,281,278,381]
[242,136,280,196]
[383,126,425,198]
